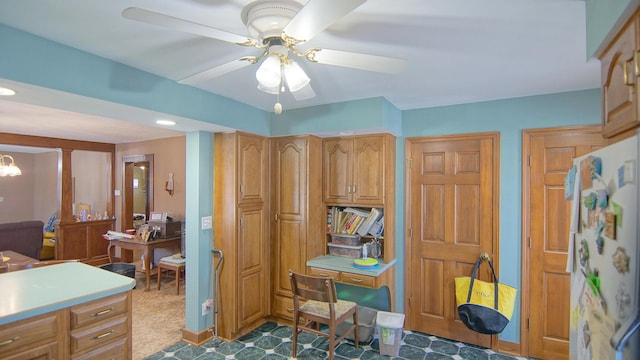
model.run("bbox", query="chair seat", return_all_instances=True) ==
[300,299,358,318]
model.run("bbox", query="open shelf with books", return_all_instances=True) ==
[326,206,388,260]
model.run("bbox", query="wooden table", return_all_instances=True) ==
[107,236,181,291]
[0,250,38,273]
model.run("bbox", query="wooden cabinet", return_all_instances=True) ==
[56,220,115,265]
[324,134,392,206]
[0,292,132,360]
[69,292,131,359]
[269,135,325,321]
[214,132,269,340]
[323,134,396,262]
[0,311,64,360]
[600,14,640,138]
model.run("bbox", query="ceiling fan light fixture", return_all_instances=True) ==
[284,60,310,92]
[257,82,280,94]
[256,54,282,88]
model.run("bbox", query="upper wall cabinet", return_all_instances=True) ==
[600,14,640,138]
[237,134,268,205]
[323,134,393,206]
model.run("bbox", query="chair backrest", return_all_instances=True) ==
[7,259,79,272]
[289,270,338,304]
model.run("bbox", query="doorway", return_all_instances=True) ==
[522,126,604,359]
[405,132,500,348]
[122,154,154,262]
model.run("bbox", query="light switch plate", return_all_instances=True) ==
[201,216,213,230]
[623,160,635,183]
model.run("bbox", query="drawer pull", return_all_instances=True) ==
[93,330,114,340]
[91,308,114,317]
[286,308,293,313]
[347,277,364,283]
[318,273,330,277]
[0,337,18,347]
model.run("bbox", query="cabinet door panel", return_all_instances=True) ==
[238,134,267,204]
[237,207,267,326]
[601,18,640,137]
[352,136,385,205]
[324,139,352,204]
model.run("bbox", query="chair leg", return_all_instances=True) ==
[292,314,299,358]
[328,319,336,360]
[157,268,162,290]
[175,267,180,295]
[353,310,359,348]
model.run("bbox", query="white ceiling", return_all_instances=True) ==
[0,0,599,143]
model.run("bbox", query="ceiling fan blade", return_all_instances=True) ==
[178,59,253,85]
[311,49,406,74]
[122,7,254,45]
[291,83,316,101]
[283,0,366,42]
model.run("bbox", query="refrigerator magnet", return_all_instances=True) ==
[584,192,597,210]
[611,201,622,227]
[580,156,593,189]
[611,247,630,273]
[565,165,576,200]
[604,212,616,239]
[595,236,604,255]
[579,239,590,267]
[596,189,608,209]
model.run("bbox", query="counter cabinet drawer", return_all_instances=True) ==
[0,311,61,355]
[308,268,340,279]
[307,267,377,288]
[70,292,129,329]
[71,334,128,360]
[70,315,128,355]
[273,295,295,321]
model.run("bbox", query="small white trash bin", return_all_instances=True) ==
[376,311,405,357]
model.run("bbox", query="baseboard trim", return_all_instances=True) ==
[182,327,213,346]
[497,339,521,357]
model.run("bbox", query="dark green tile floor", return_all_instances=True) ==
[145,322,528,360]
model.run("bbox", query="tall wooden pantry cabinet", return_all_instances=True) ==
[269,135,325,321]
[214,132,269,340]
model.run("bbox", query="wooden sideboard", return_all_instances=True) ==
[56,219,115,265]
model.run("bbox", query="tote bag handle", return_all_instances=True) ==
[466,256,499,310]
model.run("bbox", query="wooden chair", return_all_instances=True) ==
[289,270,358,360]
[7,259,79,272]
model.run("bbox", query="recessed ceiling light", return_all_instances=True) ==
[0,87,16,96]
[156,119,176,126]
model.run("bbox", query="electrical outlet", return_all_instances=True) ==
[202,298,213,316]
[201,216,212,230]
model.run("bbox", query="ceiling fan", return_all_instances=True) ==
[122,0,406,113]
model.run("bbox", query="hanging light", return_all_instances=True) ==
[255,54,282,88]
[0,154,22,177]
[284,60,310,92]
[255,44,311,114]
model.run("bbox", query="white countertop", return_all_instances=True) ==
[307,255,396,276]
[0,262,136,325]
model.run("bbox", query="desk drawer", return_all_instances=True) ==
[339,272,376,288]
[70,293,128,329]
[70,315,127,355]
[308,268,340,279]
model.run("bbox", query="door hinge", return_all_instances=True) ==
[240,184,244,195]
[528,237,532,248]
[409,158,413,169]
[528,155,532,167]
[527,318,530,329]
[274,213,278,222]
[409,228,412,239]
[408,297,411,307]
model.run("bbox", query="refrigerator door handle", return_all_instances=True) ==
[611,311,640,351]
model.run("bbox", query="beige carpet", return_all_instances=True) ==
[131,267,185,360]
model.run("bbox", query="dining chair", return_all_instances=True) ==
[289,270,358,360]
[7,259,79,272]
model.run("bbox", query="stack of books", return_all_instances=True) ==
[327,207,384,236]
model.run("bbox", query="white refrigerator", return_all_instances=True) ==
[568,134,639,360]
